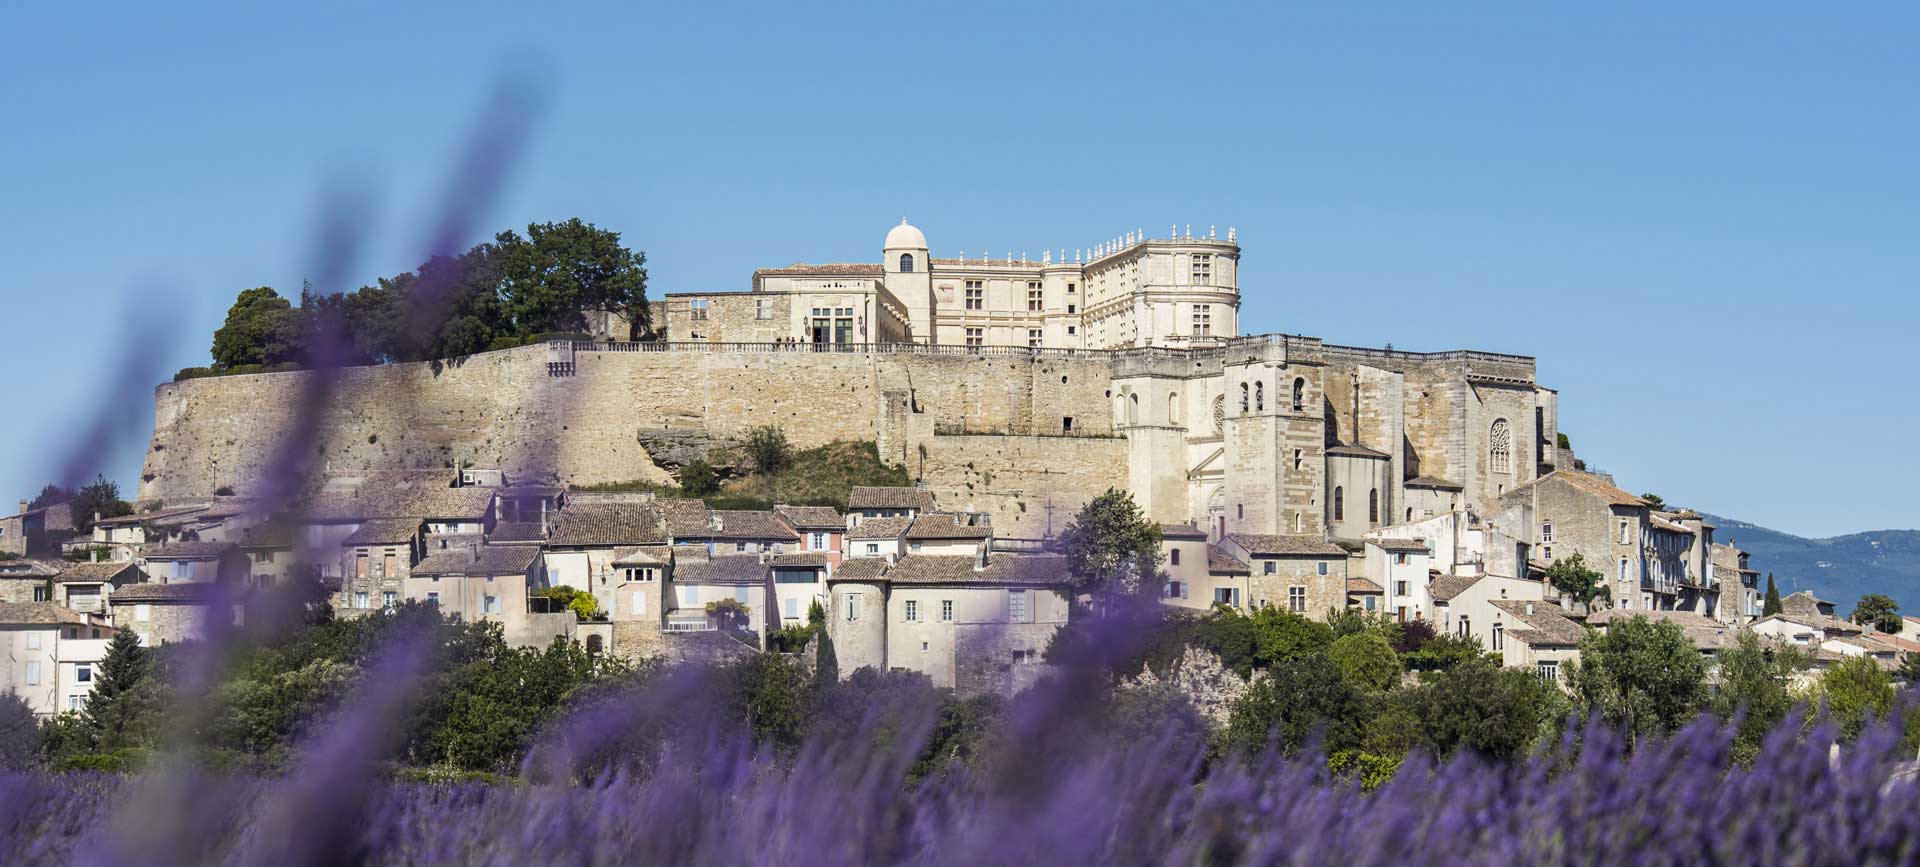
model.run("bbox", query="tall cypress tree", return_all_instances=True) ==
[82,630,151,748]
[1762,573,1783,617]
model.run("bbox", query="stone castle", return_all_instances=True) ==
[139,220,1571,546]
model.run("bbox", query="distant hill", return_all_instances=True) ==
[1702,513,1920,611]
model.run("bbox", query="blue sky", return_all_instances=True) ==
[2,2,1914,537]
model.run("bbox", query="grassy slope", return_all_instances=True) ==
[573,440,909,510]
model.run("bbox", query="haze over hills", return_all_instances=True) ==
[1702,513,1920,612]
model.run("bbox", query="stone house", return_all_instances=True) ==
[407,544,545,645]
[1346,578,1385,613]
[0,602,116,716]
[0,500,74,559]
[773,505,846,570]
[846,516,912,561]
[1158,523,1212,609]
[1429,572,1553,653]
[667,551,776,641]
[1708,540,1761,626]
[847,486,936,526]
[1363,537,1434,622]
[683,510,800,556]
[1588,608,1737,659]
[51,561,145,616]
[337,518,424,611]
[1501,470,1657,612]
[1217,534,1348,618]
[767,552,829,627]
[238,522,294,585]
[543,502,669,619]
[108,582,226,645]
[0,559,63,604]
[826,553,1072,694]
[1749,610,1898,667]
[139,540,248,584]
[1485,599,1585,685]
[1199,545,1252,609]
[904,513,992,557]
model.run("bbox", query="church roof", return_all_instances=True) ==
[1404,476,1464,491]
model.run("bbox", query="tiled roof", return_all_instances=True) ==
[412,545,539,577]
[53,562,142,584]
[847,486,936,511]
[1403,476,1464,491]
[674,555,767,585]
[239,522,293,549]
[141,541,237,560]
[1649,514,1695,535]
[884,553,1071,586]
[905,513,992,540]
[1518,470,1645,508]
[1780,591,1835,618]
[753,263,885,277]
[0,601,100,626]
[830,558,891,582]
[705,511,800,541]
[1347,578,1384,594]
[342,518,423,546]
[1227,534,1348,557]
[610,545,672,566]
[768,553,829,568]
[299,476,496,521]
[547,504,666,547]
[847,517,914,541]
[1368,537,1432,554]
[654,499,715,539]
[109,582,223,603]
[1207,546,1249,574]
[1428,573,1483,602]
[1158,523,1208,540]
[487,521,546,543]
[0,559,66,579]
[1326,444,1389,459]
[1489,600,1588,647]
[773,505,844,530]
[94,506,206,528]
[1588,608,1734,650]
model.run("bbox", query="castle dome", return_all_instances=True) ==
[884,219,927,250]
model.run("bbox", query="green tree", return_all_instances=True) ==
[706,597,751,630]
[1056,489,1164,598]
[1763,574,1782,616]
[1711,630,1811,759]
[0,691,40,770]
[1544,553,1608,608]
[68,474,133,535]
[82,630,156,750]
[28,484,73,511]
[1850,594,1902,634]
[1410,657,1555,762]
[1896,652,1920,685]
[495,218,650,338]
[533,586,602,621]
[1327,631,1401,692]
[1640,493,1667,510]
[1223,656,1369,756]
[1814,655,1897,741]
[212,286,301,368]
[1567,616,1707,740]
[1250,607,1335,667]
[678,460,719,497]
[412,633,616,772]
[744,425,793,475]
[729,653,813,751]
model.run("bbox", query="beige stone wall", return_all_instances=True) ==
[0,578,50,604]
[111,601,211,646]
[1246,557,1348,621]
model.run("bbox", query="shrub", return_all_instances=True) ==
[678,460,719,496]
[745,425,793,474]
[1326,631,1400,692]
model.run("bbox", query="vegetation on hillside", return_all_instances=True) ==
[575,437,909,509]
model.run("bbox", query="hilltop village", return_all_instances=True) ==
[3,220,1914,714]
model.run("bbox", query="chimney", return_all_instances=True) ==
[1525,602,1535,616]
[16,500,26,515]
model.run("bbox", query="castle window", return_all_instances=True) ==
[1368,489,1379,524]
[964,280,984,310]
[1127,393,1139,425]
[756,298,772,320]
[899,253,915,272]
[1028,329,1043,348]
[1293,449,1302,471]
[689,299,710,321]
[965,327,984,349]
[1292,378,1305,411]
[1212,395,1225,435]
[1192,304,1212,336]
[1333,487,1344,521]
[1028,283,1043,311]
[1489,418,1513,474]
[1169,392,1180,425]
[1191,253,1213,284]
[1240,383,1249,413]
[1254,381,1264,412]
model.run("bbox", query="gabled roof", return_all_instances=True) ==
[412,545,539,577]
[109,582,224,603]
[847,486,936,511]
[1158,523,1208,541]
[1347,578,1384,594]
[0,601,103,626]
[298,476,496,522]
[847,516,914,541]
[653,499,714,538]
[1207,546,1249,575]
[1428,573,1483,603]
[546,504,666,547]
[674,555,768,585]
[52,561,142,584]
[141,541,237,561]
[1227,534,1347,557]
[486,521,546,544]
[883,553,1072,586]
[1368,537,1432,554]
[342,518,423,547]
[905,513,992,541]
[1509,470,1646,508]
[768,552,829,568]
[829,558,891,582]
[702,511,800,541]
[0,559,65,579]
[1489,600,1587,646]
[773,505,845,530]
[610,545,672,566]
[1780,590,1835,618]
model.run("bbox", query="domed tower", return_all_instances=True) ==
[883,219,932,342]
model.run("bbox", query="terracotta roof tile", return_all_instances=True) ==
[1368,537,1432,554]
[109,582,224,603]
[773,505,845,530]
[547,504,666,547]
[52,562,143,584]
[1227,534,1347,557]
[848,486,936,511]
[848,517,914,541]
[0,601,103,626]
[829,558,891,582]
[342,519,423,546]
[906,513,992,540]
[703,510,800,541]
[1428,573,1482,602]
[1207,546,1249,574]
[884,553,1071,586]
[1489,599,1587,646]
[412,545,539,576]
[675,556,767,585]
[141,541,237,560]
[1347,578,1384,594]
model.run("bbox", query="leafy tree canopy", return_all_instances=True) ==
[1568,616,1706,740]
[69,475,133,535]
[211,286,301,369]
[1544,553,1607,607]
[1851,594,1902,634]
[1057,489,1163,598]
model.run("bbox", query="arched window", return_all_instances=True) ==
[1212,395,1225,435]
[1368,489,1379,524]
[1292,378,1305,411]
[1127,392,1139,425]
[1489,418,1512,474]
[1333,486,1344,521]
[1169,392,1180,425]
[899,253,915,272]
[1240,383,1249,413]
[1254,381,1264,411]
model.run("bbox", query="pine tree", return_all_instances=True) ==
[1763,573,1783,617]
[82,630,151,748]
